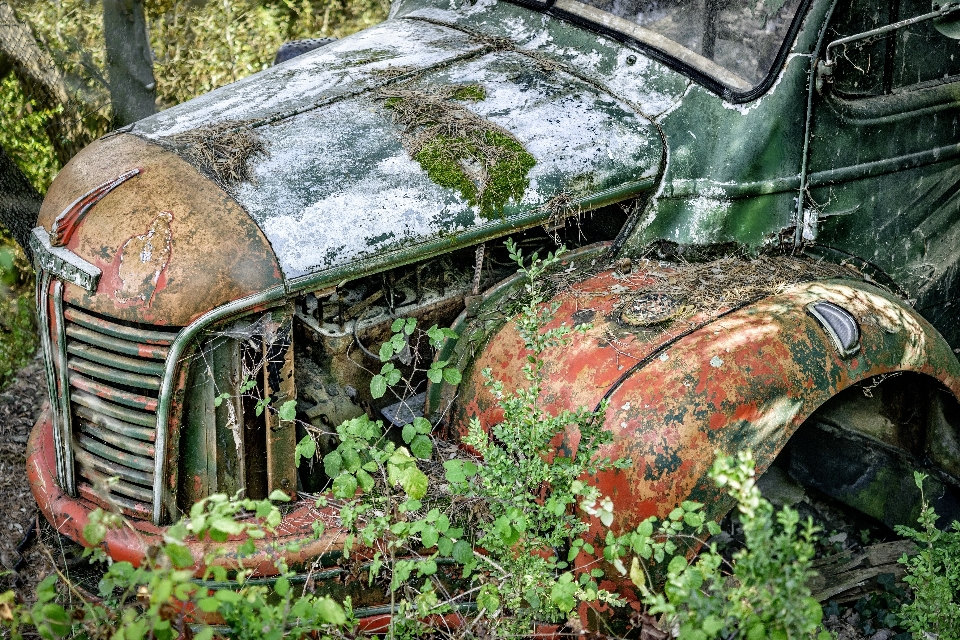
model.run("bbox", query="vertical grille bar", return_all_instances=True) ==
[37,271,71,493]
[52,281,77,496]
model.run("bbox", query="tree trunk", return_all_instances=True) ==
[0,2,94,164]
[0,144,42,260]
[103,0,157,126]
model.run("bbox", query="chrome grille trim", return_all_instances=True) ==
[57,304,180,519]
[38,272,72,494]
[53,281,76,496]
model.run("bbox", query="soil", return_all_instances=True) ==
[0,360,910,638]
[0,356,55,595]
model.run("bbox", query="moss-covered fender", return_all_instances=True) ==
[452,267,960,535]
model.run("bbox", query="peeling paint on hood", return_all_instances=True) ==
[130,9,674,283]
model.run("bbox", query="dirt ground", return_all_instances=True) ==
[0,357,54,595]
[0,360,907,638]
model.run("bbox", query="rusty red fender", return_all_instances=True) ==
[453,269,960,535]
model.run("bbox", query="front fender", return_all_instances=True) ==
[454,269,960,532]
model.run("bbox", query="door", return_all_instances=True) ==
[806,0,960,348]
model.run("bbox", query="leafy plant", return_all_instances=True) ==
[0,230,36,391]
[0,489,349,640]
[895,471,960,639]
[609,450,831,640]
[454,239,628,630]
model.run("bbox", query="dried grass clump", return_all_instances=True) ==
[379,84,536,219]
[626,254,861,316]
[167,120,268,188]
[368,64,419,81]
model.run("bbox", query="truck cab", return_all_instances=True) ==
[24,0,960,607]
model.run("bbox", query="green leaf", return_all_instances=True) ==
[84,521,106,546]
[391,318,405,332]
[427,367,442,384]
[402,423,416,444]
[667,554,688,576]
[214,589,243,603]
[355,469,374,492]
[386,368,402,385]
[194,628,214,640]
[198,597,221,613]
[404,318,416,335]
[164,543,194,569]
[37,603,70,638]
[333,473,358,499]
[269,489,292,502]
[702,615,724,635]
[370,374,387,399]
[421,525,439,549]
[684,510,703,528]
[413,417,431,434]
[438,536,453,556]
[379,341,394,362]
[420,559,438,575]
[550,573,577,612]
[295,434,317,467]
[452,540,473,564]
[629,557,645,586]
[342,447,361,473]
[477,584,500,613]
[442,367,462,385]
[747,623,767,640]
[211,517,245,537]
[324,451,342,478]
[274,575,290,596]
[426,325,444,346]
[278,399,297,422]
[410,434,432,460]
[400,466,428,499]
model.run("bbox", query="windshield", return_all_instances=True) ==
[554,0,804,90]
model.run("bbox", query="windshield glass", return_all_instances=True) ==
[556,0,804,89]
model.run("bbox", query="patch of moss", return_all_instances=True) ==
[414,130,534,218]
[451,84,486,102]
[382,84,536,218]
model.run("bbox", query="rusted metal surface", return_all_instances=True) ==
[455,262,960,601]
[59,307,179,519]
[49,168,142,247]
[28,409,350,576]
[69,374,158,412]
[37,134,284,327]
[264,307,298,499]
[64,306,176,346]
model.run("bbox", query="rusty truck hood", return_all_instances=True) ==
[124,9,675,284]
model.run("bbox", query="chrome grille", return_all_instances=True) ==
[63,306,179,518]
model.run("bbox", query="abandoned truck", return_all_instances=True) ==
[21,0,960,613]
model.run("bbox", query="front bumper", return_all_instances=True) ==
[26,404,348,576]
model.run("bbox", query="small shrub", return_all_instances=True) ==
[0,231,36,390]
[895,471,960,639]
[609,450,831,640]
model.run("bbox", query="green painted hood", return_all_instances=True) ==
[130,1,691,283]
